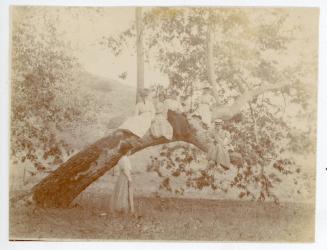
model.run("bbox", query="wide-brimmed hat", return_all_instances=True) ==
[214,118,224,124]
[201,81,212,90]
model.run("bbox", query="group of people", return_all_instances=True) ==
[118,88,184,140]
[110,88,182,217]
[110,87,233,217]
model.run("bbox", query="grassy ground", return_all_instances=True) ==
[10,194,314,242]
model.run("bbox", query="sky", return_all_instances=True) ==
[13,6,318,91]
[50,7,318,90]
[56,7,169,88]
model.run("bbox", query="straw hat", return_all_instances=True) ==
[201,82,212,90]
[214,118,224,124]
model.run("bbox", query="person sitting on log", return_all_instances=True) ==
[206,118,233,170]
[193,86,216,129]
[180,94,194,113]
[164,90,192,139]
[164,89,183,113]
[150,91,173,140]
[119,88,155,138]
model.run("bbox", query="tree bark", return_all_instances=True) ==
[32,111,241,208]
[32,112,194,207]
[32,78,290,208]
[211,81,291,121]
[206,12,220,103]
[136,7,144,101]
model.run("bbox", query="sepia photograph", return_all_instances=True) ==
[8,5,318,242]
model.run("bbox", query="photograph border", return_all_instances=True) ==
[1,0,326,249]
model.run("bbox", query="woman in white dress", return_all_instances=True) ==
[111,145,135,215]
[164,90,183,113]
[194,87,215,128]
[119,89,155,138]
[207,119,232,170]
[150,92,173,140]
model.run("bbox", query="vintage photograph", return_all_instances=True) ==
[9,6,318,242]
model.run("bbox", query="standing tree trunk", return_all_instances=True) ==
[206,11,220,103]
[136,7,144,102]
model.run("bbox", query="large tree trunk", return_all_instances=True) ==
[206,13,220,102]
[32,111,240,208]
[136,7,144,101]
[33,112,194,207]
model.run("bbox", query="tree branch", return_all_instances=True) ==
[211,81,291,121]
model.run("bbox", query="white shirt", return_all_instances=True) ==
[118,156,132,181]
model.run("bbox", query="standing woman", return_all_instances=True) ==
[207,119,232,170]
[111,143,135,216]
[119,89,155,138]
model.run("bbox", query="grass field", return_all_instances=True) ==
[9,193,314,242]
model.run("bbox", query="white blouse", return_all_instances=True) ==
[134,99,155,116]
[165,99,183,113]
[118,156,132,181]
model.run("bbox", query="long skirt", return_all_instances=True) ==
[119,112,153,138]
[207,143,231,169]
[150,114,173,140]
[111,173,129,213]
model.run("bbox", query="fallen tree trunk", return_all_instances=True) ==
[32,111,241,208]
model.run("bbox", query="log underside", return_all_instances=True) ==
[32,111,241,208]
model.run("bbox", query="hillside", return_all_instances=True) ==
[10,72,315,204]
[52,71,137,150]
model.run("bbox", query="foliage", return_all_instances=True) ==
[104,7,316,202]
[11,7,316,202]
[11,7,96,176]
